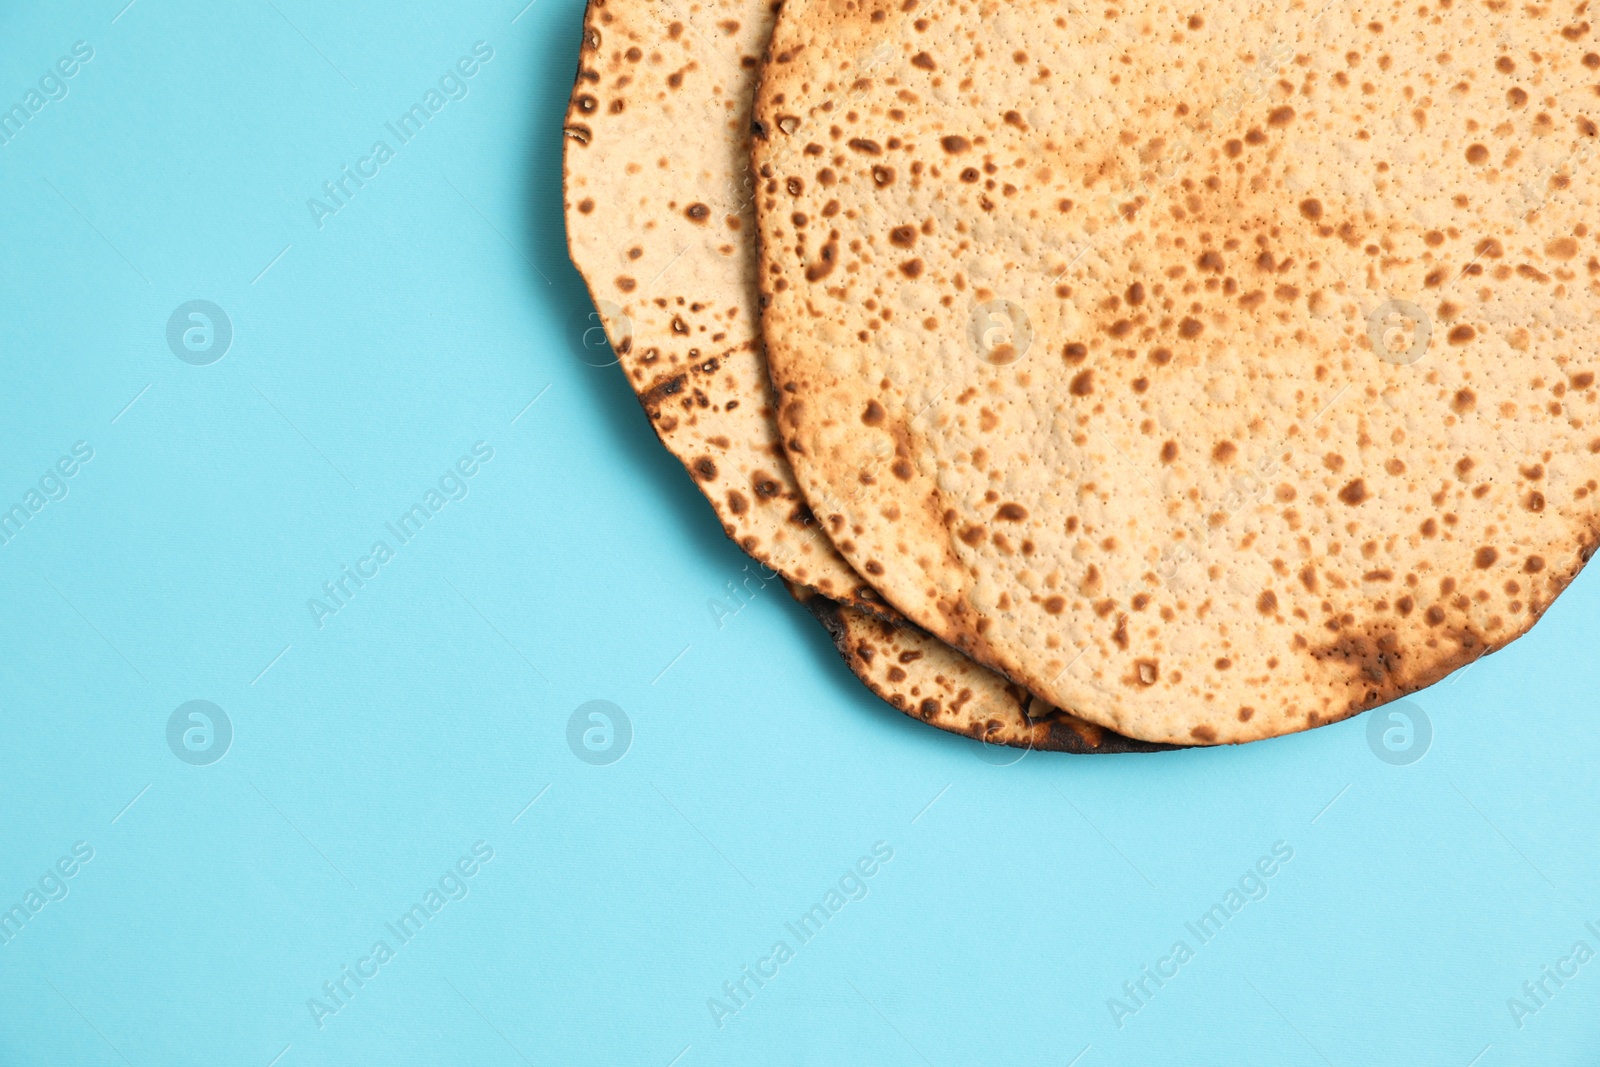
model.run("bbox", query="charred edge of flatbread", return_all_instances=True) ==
[631,364,901,614]
[1303,532,1600,729]
[559,2,599,181]
[789,582,1177,754]
[561,0,888,613]
[560,0,622,392]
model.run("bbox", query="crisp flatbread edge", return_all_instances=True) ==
[787,581,1177,754]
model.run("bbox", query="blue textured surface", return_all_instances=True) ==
[2,1,1598,1064]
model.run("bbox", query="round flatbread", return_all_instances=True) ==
[787,583,1172,753]
[565,0,1138,750]
[753,0,1600,743]
[563,0,876,604]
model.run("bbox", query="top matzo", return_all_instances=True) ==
[754,0,1600,743]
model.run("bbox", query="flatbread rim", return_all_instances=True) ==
[559,0,894,614]
[789,582,1180,754]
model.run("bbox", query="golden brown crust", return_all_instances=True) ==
[564,0,1083,740]
[788,582,1176,753]
[754,0,1600,744]
[562,0,884,607]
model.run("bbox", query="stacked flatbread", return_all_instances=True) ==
[566,0,1599,746]
[562,0,1158,751]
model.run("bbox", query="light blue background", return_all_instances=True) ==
[1,1,1597,1064]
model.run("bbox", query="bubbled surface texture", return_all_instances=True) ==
[754,0,1600,743]
[565,0,1139,749]
[563,0,878,604]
